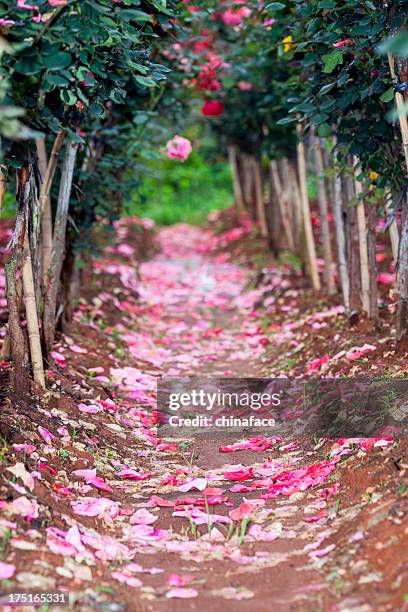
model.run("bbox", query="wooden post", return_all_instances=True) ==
[270,159,295,250]
[385,188,399,262]
[241,153,254,214]
[1,169,24,362]
[366,203,378,322]
[22,234,45,388]
[228,145,245,212]
[344,166,361,313]
[312,132,335,295]
[353,156,370,315]
[251,156,268,238]
[332,136,350,310]
[37,138,52,289]
[322,142,334,206]
[38,132,66,290]
[43,139,78,354]
[286,160,303,252]
[296,121,320,291]
[267,161,283,256]
[5,164,30,397]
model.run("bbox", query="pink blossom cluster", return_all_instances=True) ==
[164,135,193,162]
[219,1,251,27]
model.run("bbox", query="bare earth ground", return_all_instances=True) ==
[0,215,407,611]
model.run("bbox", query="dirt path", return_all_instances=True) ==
[0,221,406,611]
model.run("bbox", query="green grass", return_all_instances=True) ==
[126,149,233,225]
[0,192,15,219]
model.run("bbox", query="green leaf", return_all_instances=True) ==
[119,9,153,22]
[14,58,42,75]
[43,52,72,71]
[312,112,329,125]
[322,50,343,73]
[76,66,91,80]
[150,0,174,16]
[60,89,77,106]
[318,82,336,95]
[134,75,157,88]
[265,2,286,10]
[88,102,105,116]
[45,74,69,87]
[318,122,332,137]
[276,117,296,125]
[380,87,394,103]
[133,112,149,124]
[290,102,315,113]
[109,87,127,103]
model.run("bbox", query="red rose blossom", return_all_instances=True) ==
[201,100,224,116]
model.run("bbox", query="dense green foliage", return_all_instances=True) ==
[0,0,183,246]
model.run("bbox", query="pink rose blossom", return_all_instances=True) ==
[220,6,251,27]
[164,135,192,161]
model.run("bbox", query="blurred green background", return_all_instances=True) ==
[126,146,233,225]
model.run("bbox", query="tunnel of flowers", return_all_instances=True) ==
[0,1,407,610]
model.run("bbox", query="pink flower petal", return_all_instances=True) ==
[165,587,198,599]
[0,561,15,579]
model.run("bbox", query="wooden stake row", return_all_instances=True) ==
[229,126,400,320]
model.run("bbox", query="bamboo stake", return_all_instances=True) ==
[241,153,253,212]
[22,234,45,388]
[270,160,295,250]
[353,156,370,315]
[38,131,66,293]
[36,138,52,288]
[388,52,408,339]
[344,168,361,313]
[332,136,350,310]
[251,156,268,238]
[385,187,399,262]
[296,122,320,291]
[366,203,378,322]
[280,158,297,245]
[38,131,66,217]
[322,143,334,206]
[43,139,78,354]
[286,160,303,251]
[312,132,335,295]
[267,161,283,256]
[228,145,245,212]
